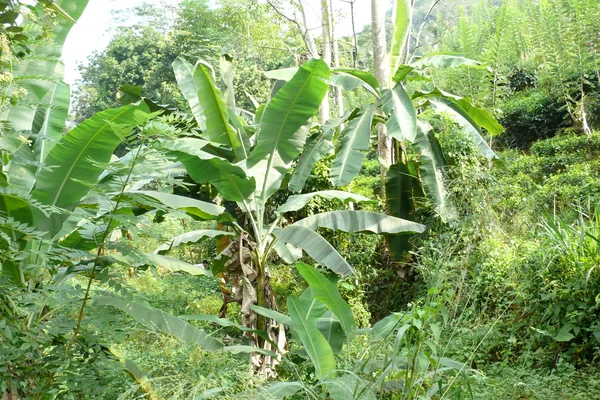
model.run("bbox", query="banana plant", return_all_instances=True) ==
[264,0,504,260]
[203,262,476,399]
[151,55,425,375]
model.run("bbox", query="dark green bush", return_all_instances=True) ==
[498,89,570,149]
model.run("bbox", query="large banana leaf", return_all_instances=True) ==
[161,138,255,203]
[330,106,376,187]
[332,68,380,93]
[292,210,425,235]
[382,84,417,142]
[296,263,356,342]
[139,253,212,276]
[124,191,224,220]
[32,103,151,210]
[389,0,412,81]
[32,80,70,163]
[274,225,354,276]
[3,0,88,132]
[287,295,336,380]
[277,190,374,214]
[413,121,452,220]
[287,115,342,192]
[429,98,498,160]
[386,161,419,259]
[411,53,481,69]
[172,57,204,127]
[246,59,330,201]
[95,296,223,351]
[155,230,235,254]
[192,60,247,160]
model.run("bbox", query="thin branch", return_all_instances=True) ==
[409,0,443,63]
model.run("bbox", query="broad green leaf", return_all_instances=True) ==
[332,68,380,92]
[95,296,224,351]
[386,162,417,221]
[264,67,299,81]
[247,59,330,201]
[264,381,303,398]
[139,253,212,276]
[372,312,404,341]
[32,103,151,210]
[160,138,255,202]
[382,84,417,142]
[389,0,412,82]
[125,190,224,220]
[287,295,336,379]
[412,53,481,69]
[192,60,247,160]
[181,314,275,346]
[277,190,374,214]
[297,262,356,342]
[220,54,236,109]
[437,97,504,135]
[173,57,204,126]
[250,305,293,326]
[292,210,426,235]
[555,325,575,342]
[413,121,453,220]
[317,311,345,354]
[288,114,346,192]
[155,230,235,254]
[386,162,419,259]
[275,225,354,276]
[32,80,70,163]
[330,106,375,186]
[328,73,379,96]
[0,191,34,226]
[271,236,303,264]
[3,0,88,132]
[429,97,499,160]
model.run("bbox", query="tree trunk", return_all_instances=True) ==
[371,0,392,178]
[331,1,344,119]
[319,0,332,124]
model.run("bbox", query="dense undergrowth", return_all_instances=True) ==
[81,130,600,399]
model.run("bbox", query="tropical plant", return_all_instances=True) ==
[139,54,428,376]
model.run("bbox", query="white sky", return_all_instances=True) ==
[60,0,376,85]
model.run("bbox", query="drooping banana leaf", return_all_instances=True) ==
[382,83,417,142]
[296,262,356,343]
[32,80,70,163]
[32,103,151,212]
[385,161,420,260]
[160,138,255,203]
[123,191,224,220]
[411,53,481,69]
[3,0,88,132]
[287,295,336,380]
[172,57,248,160]
[330,106,375,187]
[246,59,330,201]
[292,210,425,235]
[287,115,341,192]
[412,121,453,220]
[95,296,224,351]
[155,230,235,254]
[274,225,354,276]
[389,0,412,81]
[277,190,374,214]
[332,68,380,93]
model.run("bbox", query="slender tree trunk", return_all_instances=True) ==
[371,0,392,174]
[330,1,344,118]
[319,0,332,124]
